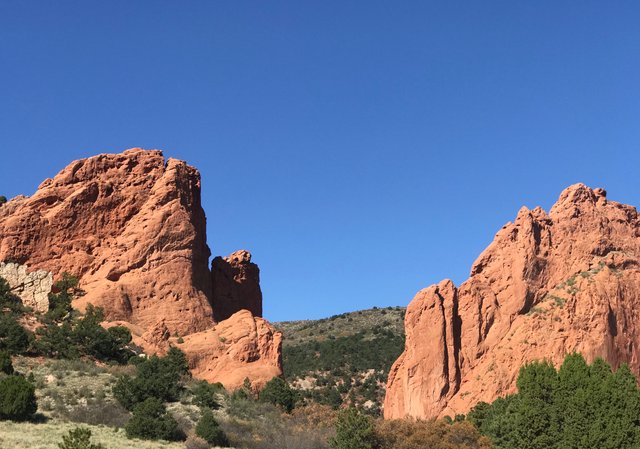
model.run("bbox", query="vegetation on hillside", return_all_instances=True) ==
[468,353,640,449]
[276,307,405,415]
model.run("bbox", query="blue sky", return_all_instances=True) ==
[1,2,638,321]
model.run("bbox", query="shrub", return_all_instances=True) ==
[58,427,105,449]
[113,348,189,410]
[0,196,6,204]
[191,379,223,409]
[0,350,13,374]
[0,375,37,421]
[195,408,229,446]
[259,376,298,413]
[72,305,132,363]
[330,407,375,449]
[0,314,31,354]
[185,435,210,449]
[469,353,640,449]
[125,397,183,441]
[0,277,23,314]
[375,419,491,449]
[46,273,80,323]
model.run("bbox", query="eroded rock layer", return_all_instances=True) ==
[0,148,281,388]
[384,184,640,419]
[0,262,52,313]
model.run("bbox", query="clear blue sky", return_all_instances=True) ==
[1,2,638,321]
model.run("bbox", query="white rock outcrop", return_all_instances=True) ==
[0,262,52,312]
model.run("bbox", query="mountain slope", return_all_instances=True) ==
[275,307,405,414]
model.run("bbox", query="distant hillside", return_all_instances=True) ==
[274,306,405,415]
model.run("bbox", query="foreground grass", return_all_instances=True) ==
[0,420,186,449]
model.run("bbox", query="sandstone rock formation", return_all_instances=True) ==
[212,250,262,322]
[384,184,640,420]
[0,262,53,312]
[0,148,281,388]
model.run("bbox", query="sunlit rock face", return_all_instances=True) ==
[385,184,640,420]
[0,148,282,389]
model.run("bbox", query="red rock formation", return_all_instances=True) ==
[384,184,640,420]
[0,148,282,388]
[212,250,263,322]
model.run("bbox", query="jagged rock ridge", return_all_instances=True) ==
[384,184,640,419]
[0,148,280,390]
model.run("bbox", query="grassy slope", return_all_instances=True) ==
[274,306,406,414]
[0,420,188,449]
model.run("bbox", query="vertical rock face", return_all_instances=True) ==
[211,250,263,322]
[0,148,281,388]
[385,184,640,420]
[0,262,53,312]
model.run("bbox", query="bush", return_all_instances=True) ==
[0,350,13,374]
[0,314,31,354]
[191,380,223,409]
[259,376,298,413]
[330,407,375,449]
[185,435,210,449]
[58,427,105,449]
[469,353,640,449]
[0,375,37,421]
[0,277,24,314]
[125,397,183,441]
[195,408,229,446]
[375,419,491,449]
[114,348,189,410]
[37,302,133,362]
[0,196,6,204]
[46,273,79,323]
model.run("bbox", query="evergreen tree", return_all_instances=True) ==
[195,408,228,446]
[330,407,375,449]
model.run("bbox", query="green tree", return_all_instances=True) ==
[259,376,298,412]
[114,348,189,410]
[46,273,80,323]
[195,408,228,446]
[0,277,22,313]
[58,427,105,449]
[125,397,182,441]
[0,375,37,421]
[191,380,223,409]
[330,407,375,449]
[0,314,31,354]
[0,350,13,375]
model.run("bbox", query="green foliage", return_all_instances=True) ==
[0,350,13,375]
[58,427,105,449]
[195,408,228,446]
[46,273,80,323]
[0,314,31,354]
[0,196,6,204]
[470,353,640,449]
[36,304,132,362]
[259,376,298,413]
[283,326,404,413]
[113,348,189,410]
[0,375,37,421]
[125,397,183,441]
[0,277,25,314]
[330,407,375,449]
[191,380,223,409]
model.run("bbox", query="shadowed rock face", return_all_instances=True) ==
[0,148,281,388]
[212,250,263,322]
[384,184,640,420]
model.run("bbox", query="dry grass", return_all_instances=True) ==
[0,420,188,449]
